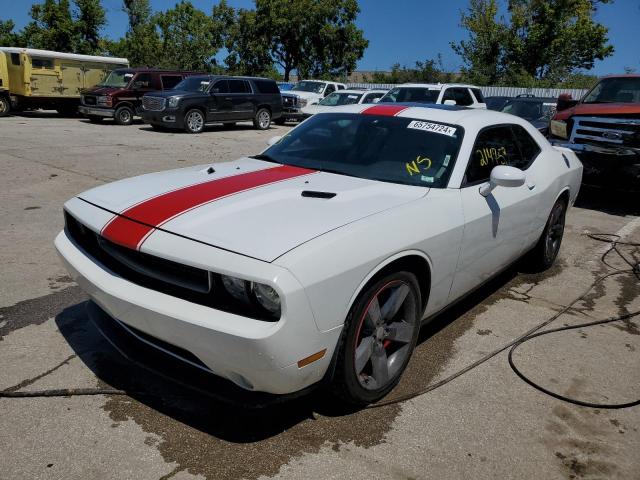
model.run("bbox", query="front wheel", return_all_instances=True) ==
[524,198,567,272]
[114,106,133,126]
[0,96,10,117]
[331,271,421,405]
[253,108,271,130]
[184,109,205,134]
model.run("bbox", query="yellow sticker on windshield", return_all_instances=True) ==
[406,155,432,175]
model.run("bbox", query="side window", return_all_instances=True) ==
[337,84,346,90]
[363,92,384,103]
[442,88,455,102]
[510,124,541,170]
[465,126,522,185]
[160,75,182,89]
[471,88,485,103]
[11,53,20,66]
[253,79,279,94]
[324,84,336,96]
[32,57,54,69]
[453,88,474,106]
[228,79,251,94]
[212,80,229,94]
[133,73,153,89]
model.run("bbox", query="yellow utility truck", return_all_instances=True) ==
[0,47,128,116]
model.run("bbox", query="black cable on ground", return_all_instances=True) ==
[1,233,639,409]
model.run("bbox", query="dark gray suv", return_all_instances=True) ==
[141,75,283,133]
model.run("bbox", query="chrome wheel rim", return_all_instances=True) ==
[119,109,131,123]
[353,280,417,390]
[0,98,8,114]
[187,111,203,132]
[258,110,270,128]
[544,203,565,263]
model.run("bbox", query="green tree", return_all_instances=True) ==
[74,0,106,54]
[154,1,223,71]
[451,0,508,85]
[22,0,77,52]
[368,56,453,84]
[252,0,368,81]
[106,0,160,66]
[0,20,24,47]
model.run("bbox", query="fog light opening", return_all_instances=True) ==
[297,349,327,369]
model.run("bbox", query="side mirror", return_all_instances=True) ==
[479,165,526,197]
[443,99,457,106]
[556,93,578,111]
[267,136,282,146]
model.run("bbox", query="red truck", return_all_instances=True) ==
[549,75,640,189]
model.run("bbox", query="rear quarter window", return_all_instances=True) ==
[471,88,485,103]
[253,79,279,94]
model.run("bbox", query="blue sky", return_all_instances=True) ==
[2,0,638,74]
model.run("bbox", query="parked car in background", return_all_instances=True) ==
[0,47,127,116]
[79,68,202,125]
[279,79,347,123]
[549,74,640,189]
[378,83,487,109]
[500,96,557,135]
[485,96,511,111]
[277,82,294,91]
[300,88,388,117]
[56,104,582,404]
[140,75,282,133]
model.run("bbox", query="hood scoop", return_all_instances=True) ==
[301,190,337,199]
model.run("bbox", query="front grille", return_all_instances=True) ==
[64,211,278,321]
[142,96,166,112]
[282,95,297,107]
[570,116,640,149]
[83,95,97,106]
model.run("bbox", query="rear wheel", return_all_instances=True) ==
[184,109,205,134]
[0,96,10,117]
[253,108,271,130]
[525,198,567,272]
[114,106,133,126]
[331,271,421,405]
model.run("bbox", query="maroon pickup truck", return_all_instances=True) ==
[549,75,640,189]
[79,68,202,125]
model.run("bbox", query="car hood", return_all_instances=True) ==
[300,104,335,115]
[564,102,640,118]
[82,86,125,96]
[78,158,428,262]
[144,89,200,99]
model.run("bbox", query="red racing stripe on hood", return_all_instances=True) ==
[101,164,315,250]
[361,104,409,116]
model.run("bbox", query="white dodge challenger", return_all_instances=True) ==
[55,104,582,404]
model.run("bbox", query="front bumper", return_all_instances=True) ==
[141,110,183,128]
[54,228,341,395]
[79,106,115,118]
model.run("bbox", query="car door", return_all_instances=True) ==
[206,79,232,121]
[448,124,540,301]
[227,79,254,120]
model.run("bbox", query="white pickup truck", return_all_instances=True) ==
[278,79,347,123]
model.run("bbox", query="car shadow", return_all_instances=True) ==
[575,184,640,217]
[55,264,522,443]
[137,123,274,134]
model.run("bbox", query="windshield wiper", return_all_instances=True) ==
[251,154,282,164]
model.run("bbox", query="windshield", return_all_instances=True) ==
[379,87,440,104]
[99,70,133,88]
[174,76,211,92]
[291,81,326,94]
[501,100,557,120]
[583,77,640,104]
[261,113,463,188]
[319,92,363,106]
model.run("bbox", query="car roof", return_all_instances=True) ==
[396,83,481,90]
[334,89,387,94]
[317,103,525,128]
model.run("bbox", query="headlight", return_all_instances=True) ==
[298,98,307,107]
[252,283,281,315]
[550,119,568,139]
[97,95,112,107]
[220,274,281,317]
[167,96,180,108]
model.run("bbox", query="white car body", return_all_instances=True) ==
[280,79,347,121]
[300,89,388,117]
[380,83,487,109]
[56,104,582,395]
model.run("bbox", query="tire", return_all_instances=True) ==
[0,96,10,117]
[253,108,271,130]
[87,115,103,123]
[274,117,286,126]
[524,197,567,272]
[114,106,134,126]
[331,271,421,405]
[184,109,205,134]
